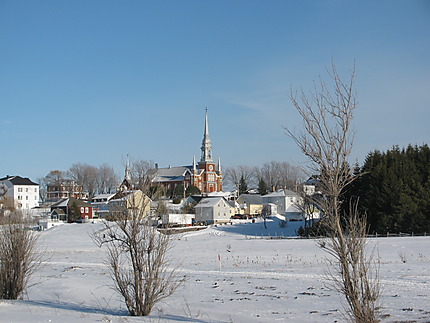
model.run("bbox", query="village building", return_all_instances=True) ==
[194,196,231,225]
[107,190,151,220]
[46,179,87,203]
[50,197,93,222]
[262,189,304,220]
[148,109,223,194]
[0,175,39,209]
[91,193,116,219]
[236,194,263,217]
[118,155,135,191]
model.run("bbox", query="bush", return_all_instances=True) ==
[0,212,42,299]
[172,197,182,204]
[297,221,325,237]
[93,210,182,316]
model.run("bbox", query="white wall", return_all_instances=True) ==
[6,184,39,209]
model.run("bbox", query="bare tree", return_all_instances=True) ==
[130,159,155,191]
[131,159,153,180]
[44,170,65,186]
[224,165,257,191]
[69,163,98,198]
[92,190,182,316]
[257,161,304,192]
[36,176,48,204]
[0,211,43,299]
[286,63,380,322]
[97,164,118,194]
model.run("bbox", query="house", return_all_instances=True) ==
[285,204,304,221]
[262,189,303,219]
[303,176,321,196]
[236,194,263,217]
[107,190,151,220]
[228,199,241,217]
[147,110,223,194]
[50,197,93,222]
[0,175,39,209]
[46,179,87,203]
[195,197,231,225]
[91,193,116,219]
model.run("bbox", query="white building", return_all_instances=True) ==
[195,197,231,225]
[0,175,39,209]
[162,213,195,226]
[262,189,303,218]
[91,193,116,219]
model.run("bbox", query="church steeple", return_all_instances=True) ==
[125,154,131,181]
[200,108,213,162]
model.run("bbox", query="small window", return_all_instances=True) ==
[80,207,84,213]
[85,207,89,213]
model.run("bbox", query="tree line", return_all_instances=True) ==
[223,161,304,194]
[38,163,119,202]
[38,159,154,202]
[351,144,430,234]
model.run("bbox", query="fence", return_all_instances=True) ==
[246,231,429,240]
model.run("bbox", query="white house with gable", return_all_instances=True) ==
[0,175,39,209]
[262,189,303,220]
[195,197,231,225]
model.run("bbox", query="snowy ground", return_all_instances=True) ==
[1,217,429,322]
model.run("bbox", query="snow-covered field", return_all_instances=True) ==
[1,217,429,322]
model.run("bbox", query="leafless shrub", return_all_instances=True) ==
[286,62,380,322]
[320,203,380,322]
[93,194,182,316]
[0,211,43,299]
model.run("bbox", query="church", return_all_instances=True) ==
[147,109,223,194]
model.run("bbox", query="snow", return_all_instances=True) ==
[1,217,429,322]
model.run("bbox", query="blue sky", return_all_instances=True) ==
[1,0,429,181]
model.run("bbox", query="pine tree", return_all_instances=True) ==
[68,202,81,223]
[258,178,268,195]
[356,144,430,234]
[238,175,248,195]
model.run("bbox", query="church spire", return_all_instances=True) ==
[125,154,131,181]
[200,108,213,162]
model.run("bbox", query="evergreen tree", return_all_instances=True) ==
[185,185,201,196]
[238,175,248,195]
[173,184,185,198]
[258,178,269,195]
[355,144,430,234]
[68,202,81,223]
